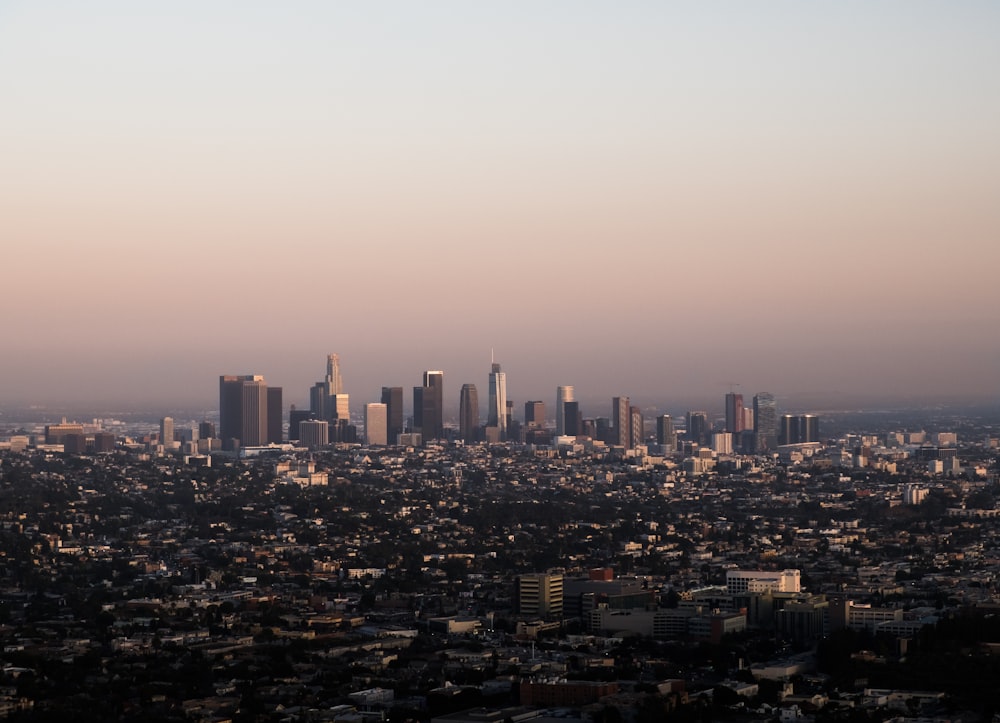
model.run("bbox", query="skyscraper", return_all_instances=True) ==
[459,383,479,442]
[564,401,582,436]
[753,392,778,451]
[160,416,174,448]
[524,401,545,428]
[381,386,404,443]
[612,396,631,448]
[488,362,507,441]
[219,374,268,450]
[556,385,574,436]
[298,419,328,448]
[725,392,745,434]
[364,403,388,446]
[267,386,283,443]
[326,353,343,394]
[656,414,676,451]
[420,370,444,440]
[780,414,820,445]
[687,411,709,446]
[630,405,643,449]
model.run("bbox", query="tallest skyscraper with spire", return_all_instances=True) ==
[326,353,343,394]
[488,358,507,441]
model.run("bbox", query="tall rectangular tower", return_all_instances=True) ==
[267,386,283,444]
[556,385,574,436]
[753,392,778,451]
[219,375,268,450]
[725,392,745,434]
[421,371,444,440]
[488,362,507,441]
[612,396,631,448]
[459,383,479,442]
[381,386,404,443]
[365,403,388,446]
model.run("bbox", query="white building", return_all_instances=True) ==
[726,569,801,595]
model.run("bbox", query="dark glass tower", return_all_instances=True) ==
[381,386,404,444]
[753,392,778,451]
[459,383,479,442]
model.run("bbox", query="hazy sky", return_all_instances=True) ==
[2,2,998,416]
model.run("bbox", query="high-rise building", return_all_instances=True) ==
[753,392,778,451]
[365,403,388,446]
[564,401,582,436]
[656,415,676,451]
[725,392,745,434]
[219,375,269,450]
[267,387,283,443]
[686,411,709,446]
[524,401,545,428]
[381,386,404,443]
[459,383,479,443]
[780,414,820,445]
[326,353,343,394]
[419,371,444,440]
[488,362,507,441]
[198,421,216,440]
[288,406,316,441]
[159,417,174,448]
[516,573,564,620]
[298,419,329,448]
[612,396,631,448]
[330,393,349,421]
[630,406,643,449]
[556,385,574,436]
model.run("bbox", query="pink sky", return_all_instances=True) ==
[1,2,997,412]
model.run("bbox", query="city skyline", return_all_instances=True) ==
[1,2,998,411]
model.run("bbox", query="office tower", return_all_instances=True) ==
[556,385,574,436]
[487,362,507,441]
[687,411,709,446]
[725,392,745,434]
[330,393,349,421]
[801,414,819,443]
[563,401,582,436]
[198,421,216,440]
[365,403,388,446]
[630,406,644,448]
[516,573,564,619]
[298,419,329,448]
[656,414,676,451]
[381,386,404,443]
[459,383,479,442]
[612,396,631,447]
[712,432,734,454]
[780,414,820,445]
[219,375,268,450]
[524,401,545,427]
[419,370,444,440]
[288,406,316,441]
[412,386,423,431]
[310,381,330,421]
[595,417,612,443]
[326,353,343,394]
[267,387,283,443]
[159,417,174,447]
[753,392,778,451]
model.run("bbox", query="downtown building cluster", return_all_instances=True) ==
[216,354,822,457]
